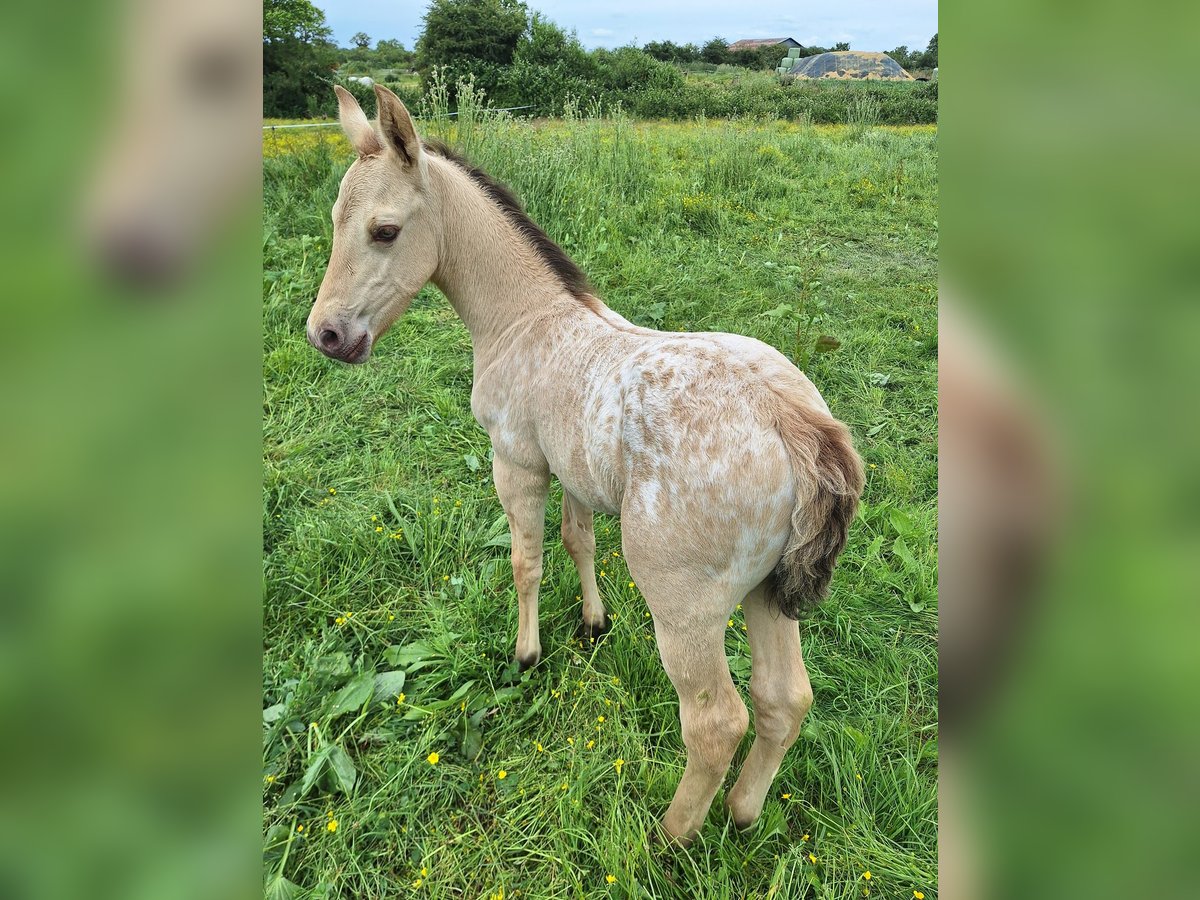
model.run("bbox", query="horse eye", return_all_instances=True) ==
[373,225,400,243]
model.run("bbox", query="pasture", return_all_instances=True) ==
[263,110,938,899]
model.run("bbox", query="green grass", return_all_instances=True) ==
[263,112,937,899]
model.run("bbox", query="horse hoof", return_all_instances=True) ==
[731,813,758,832]
[516,651,540,671]
[578,614,612,643]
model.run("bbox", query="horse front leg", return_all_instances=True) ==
[493,455,550,669]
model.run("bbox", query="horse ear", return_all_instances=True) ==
[334,85,382,158]
[374,84,422,167]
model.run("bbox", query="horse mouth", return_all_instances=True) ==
[331,331,371,364]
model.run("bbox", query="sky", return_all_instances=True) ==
[319,1,937,54]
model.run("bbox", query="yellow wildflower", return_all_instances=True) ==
[862,871,871,880]
[296,825,304,832]
[265,774,275,783]
[497,770,507,779]
[567,737,574,745]
[420,867,428,877]
[808,853,817,863]
[597,715,605,723]
[586,739,595,749]
[535,741,544,752]
[614,758,625,773]
[412,879,422,888]
[606,874,616,884]
[376,526,384,533]
[628,581,635,588]
[782,792,792,799]
[427,752,440,765]
[327,820,338,833]
[561,782,569,790]
[914,893,925,899]
[371,515,377,521]
[801,833,810,841]
[728,619,735,628]
[398,693,406,704]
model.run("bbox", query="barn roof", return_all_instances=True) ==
[727,38,796,51]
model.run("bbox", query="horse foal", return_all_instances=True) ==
[306,85,864,845]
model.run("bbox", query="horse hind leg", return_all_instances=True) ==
[561,490,609,639]
[725,580,814,830]
[655,611,749,844]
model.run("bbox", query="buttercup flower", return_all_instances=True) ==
[427,752,440,765]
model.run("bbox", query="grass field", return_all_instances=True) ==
[263,109,938,899]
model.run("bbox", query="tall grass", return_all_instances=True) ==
[263,107,938,899]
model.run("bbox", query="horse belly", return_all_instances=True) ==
[534,381,625,516]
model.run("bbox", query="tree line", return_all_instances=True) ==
[264,0,937,120]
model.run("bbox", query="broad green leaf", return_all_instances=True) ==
[889,507,915,537]
[265,874,300,900]
[383,641,440,670]
[327,672,374,718]
[461,716,483,760]
[314,653,351,678]
[842,724,868,750]
[463,454,481,472]
[327,744,357,794]
[263,703,287,724]
[372,670,406,704]
[300,747,330,796]
[892,536,918,573]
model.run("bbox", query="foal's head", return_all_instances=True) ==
[307,86,437,364]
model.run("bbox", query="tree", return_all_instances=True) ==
[701,37,729,65]
[263,0,337,117]
[374,39,413,69]
[888,45,912,69]
[833,41,850,52]
[351,31,371,50]
[416,0,529,69]
[920,33,938,68]
[264,0,332,44]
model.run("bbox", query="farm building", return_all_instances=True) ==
[781,50,913,80]
[727,37,801,51]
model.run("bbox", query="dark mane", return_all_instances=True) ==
[422,138,593,301]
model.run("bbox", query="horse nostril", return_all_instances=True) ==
[319,328,340,349]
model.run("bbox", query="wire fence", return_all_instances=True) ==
[262,106,535,131]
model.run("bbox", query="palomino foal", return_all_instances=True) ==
[308,85,864,845]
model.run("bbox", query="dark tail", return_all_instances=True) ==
[767,392,864,618]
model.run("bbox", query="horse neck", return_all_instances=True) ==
[427,154,584,356]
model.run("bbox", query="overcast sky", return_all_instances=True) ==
[320,1,937,54]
